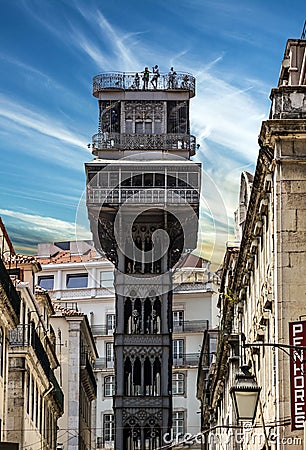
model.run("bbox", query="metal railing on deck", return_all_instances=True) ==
[92,132,196,152]
[93,72,195,96]
[87,187,199,205]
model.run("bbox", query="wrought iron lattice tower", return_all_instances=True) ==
[85,70,201,449]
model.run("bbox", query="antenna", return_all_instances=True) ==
[301,20,306,39]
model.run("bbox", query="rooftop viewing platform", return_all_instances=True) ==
[93,70,196,97]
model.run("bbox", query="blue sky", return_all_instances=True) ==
[0,0,305,267]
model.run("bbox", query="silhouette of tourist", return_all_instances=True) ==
[134,72,140,89]
[151,65,160,89]
[142,67,150,89]
[168,67,177,88]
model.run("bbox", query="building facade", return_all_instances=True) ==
[199,37,306,449]
[36,242,219,449]
[0,218,64,450]
[51,304,98,450]
[85,70,201,449]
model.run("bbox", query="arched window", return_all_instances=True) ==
[172,372,185,395]
[104,375,115,397]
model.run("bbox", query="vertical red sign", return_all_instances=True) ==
[289,321,306,430]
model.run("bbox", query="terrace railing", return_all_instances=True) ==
[93,71,195,96]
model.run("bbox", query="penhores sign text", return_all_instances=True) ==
[289,321,306,430]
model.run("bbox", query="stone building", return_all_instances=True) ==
[51,303,98,450]
[85,70,201,449]
[0,218,64,450]
[198,36,306,449]
[0,218,21,449]
[36,242,219,449]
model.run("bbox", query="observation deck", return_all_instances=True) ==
[91,132,196,154]
[93,71,196,98]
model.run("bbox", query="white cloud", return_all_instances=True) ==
[0,209,90,241]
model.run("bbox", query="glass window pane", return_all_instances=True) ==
[104,376,115,397]
[100,271,114,288]
[66,274,88,288]
[172,373,185,395]
[38,276,54,290]
[104,414,114,442]
[145,122,152,133]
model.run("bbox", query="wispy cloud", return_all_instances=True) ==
[0,94,87,148]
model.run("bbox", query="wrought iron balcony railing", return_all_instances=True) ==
[9,324,51,377]
[92,132,196,152]
[49,369,64,410]
[0,257,21,321]
[81,353,97,396]
[10,324,64,410]
[91,324,115,336]
[93,71,195,96]
[173,319,209,333]
[94,357,114,370]
[87,187,199,205]
[172,353,200,367]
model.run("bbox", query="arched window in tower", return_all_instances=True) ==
[153,357,161,396]
[144,357,152,396]
[144,421,161,449]
[124,298,132,334]
[153,297,161,334]
[123,424,141,450]
[133,357,141,396]
[124,357,132,396]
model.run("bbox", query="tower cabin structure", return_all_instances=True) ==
[85,70,201,449]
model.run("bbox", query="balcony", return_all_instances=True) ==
[87,187,199,206]
[91,324,115,336]
[49,369,64,410]
[9,324,50,377]
[173,320,209,333]
[173,353,200,367]
[270,85,306,119]
[0,257,21,322]
[92,132,196,153]
[93,71,195,97]
[81,353,97,400]
[94,357,114,370]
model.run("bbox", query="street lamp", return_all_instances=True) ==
[230,364,261,423]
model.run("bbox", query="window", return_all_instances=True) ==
[172,373,185,395]
[173,311,184,329]
[173,339,184,364]
[66,274,88,289]
[173,411,185,439]
[103,414,114,443]
[106,314,116,335]
[100,271,114,289]
[0,327,3,377]
[135,121,152,134]
[106,343,114,368]
[104,375,115,397]
[38,275,54,290]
